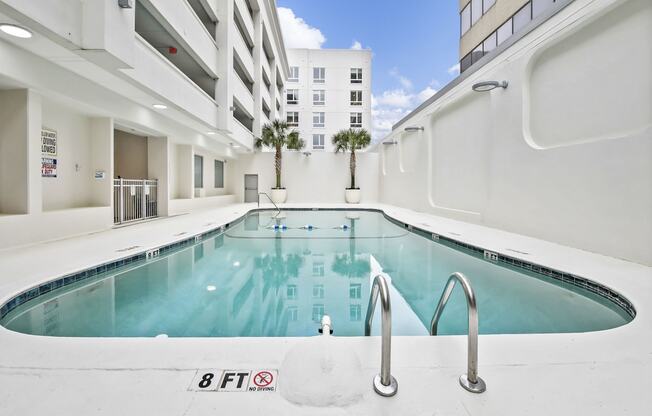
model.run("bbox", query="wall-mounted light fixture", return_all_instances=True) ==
[302,151,312,157]
[118,0,134,9]
[382,141,398,145]
[229,106,235,111]
[404,126,424,132]
[472,80,508,92]
[0,23,32,38]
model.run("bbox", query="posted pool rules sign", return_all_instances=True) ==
[189,369,278,393]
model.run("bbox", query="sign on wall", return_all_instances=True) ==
[41,128,58,178]
[41,157,57,178]
[41,128,57,156]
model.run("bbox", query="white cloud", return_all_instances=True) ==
[277,7,326,49]
[350,40,363,50]
[371,74,440,142]
[447,63,460,77]
[389,68,413,90]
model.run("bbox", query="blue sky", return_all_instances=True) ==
[276,0,461,140]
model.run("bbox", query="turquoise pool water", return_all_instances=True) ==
[0,210,632,337]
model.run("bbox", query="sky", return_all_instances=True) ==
[276,0,461,141]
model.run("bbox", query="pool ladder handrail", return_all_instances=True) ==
[364,274,398,397]
[257,192,281,218]
[430,272,486,393]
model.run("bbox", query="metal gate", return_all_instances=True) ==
[113,179,158,224]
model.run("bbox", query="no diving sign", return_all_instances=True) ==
[189,369,277,393]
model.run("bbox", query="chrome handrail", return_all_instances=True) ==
[364,274,398,397]
[430,272,486,393]
[258,192,280,217]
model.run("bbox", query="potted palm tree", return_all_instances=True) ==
[254,120,304,203]
[332,128,371,204]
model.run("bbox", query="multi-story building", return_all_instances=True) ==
[0,0,288,246]
[284,48,372,152]
[458,0,562,73]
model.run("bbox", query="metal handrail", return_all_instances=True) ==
[258,192,280,217]
[430,272,486,393]
[364,274,398,397]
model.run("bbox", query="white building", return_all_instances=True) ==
[0,0,289,246]
[285,48,372,152]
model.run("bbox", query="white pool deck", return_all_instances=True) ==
[0,203,650,415]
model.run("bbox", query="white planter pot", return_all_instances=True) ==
[270,188,287,204]
[345,189,361,204]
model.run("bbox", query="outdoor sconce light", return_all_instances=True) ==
[472,80,508,92]
[404,126,424,132]
[118,0,134,8]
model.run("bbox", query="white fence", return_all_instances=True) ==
[113,179,158,224]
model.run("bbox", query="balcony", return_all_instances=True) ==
[232,26,254,79]
[234,0,255,44]
[233,69,254,116]
[231,117,254,149]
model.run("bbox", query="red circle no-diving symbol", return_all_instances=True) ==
[253,371,273,387]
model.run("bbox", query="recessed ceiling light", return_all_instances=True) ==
[0,24,32,39]
[206,131,216,135]
[152,104,167,109]
[233,261,240,267]
[206,285,216,292]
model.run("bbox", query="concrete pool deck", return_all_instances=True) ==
[0,203,650,415]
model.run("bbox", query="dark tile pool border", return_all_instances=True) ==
[0,208,636,321]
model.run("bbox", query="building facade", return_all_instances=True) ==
[0,0,288,247]
[459,0,563,72]
[285,48,372,152]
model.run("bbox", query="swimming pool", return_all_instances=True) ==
[0,210,634,337]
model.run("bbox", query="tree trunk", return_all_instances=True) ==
[350,150,356,189]
[275,144,282,189]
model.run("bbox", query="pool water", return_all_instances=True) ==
[1,210,631,337]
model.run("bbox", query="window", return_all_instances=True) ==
[513,2,532,33]
[287,284,297,300]
[312,304,324,322]
[313,67,325,83]
[313,112,325,128]
[312,134,325,150]
[349,283,361,299]
[460,3,471,35]
[287,306,298,321]
[194,155,203,188]
[288,66,299,82]
[471,44,484,65]
[350,90,363,106]
[460,52,473,73]
[214,160,224,188]
[350,68,363,83]
[350,112,362,128]
[483,0,496,13]
[313,90,325,106]
[349,304,361,322]
[286,89,298,105]
[483,31,497,54]
[312,260,325,276]
[533,0,555,18]
[313,284,324,299]
[471,0,482,25]
[287,111,299,127]
[496,18,513,45]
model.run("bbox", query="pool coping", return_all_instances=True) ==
[0,206,637,325]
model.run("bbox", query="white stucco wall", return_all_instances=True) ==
[378,0,652,265]
[228,151,379,203]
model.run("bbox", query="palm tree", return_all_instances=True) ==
[332,128,371,189]
[254,120,304,189]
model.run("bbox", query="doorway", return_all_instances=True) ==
[244,174,258,203]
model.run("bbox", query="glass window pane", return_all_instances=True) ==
[532,0,554,18]
[496,18,512,45]
[483,31,497,53]
[483,0,496,13]
[471,44,484,64]
[194,155,203,188]
[214,160,224,188]
[461,4,471,35]
[460,53,472,73]
[513,2,532,33]
[471,0,482,25]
